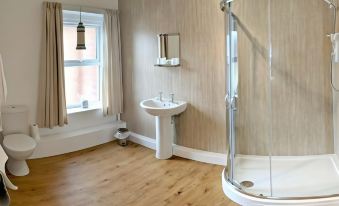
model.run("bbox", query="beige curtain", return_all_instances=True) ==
[103,10,123,116]
[37,2,68,128]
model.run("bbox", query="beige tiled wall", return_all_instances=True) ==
[120,0,335,155]
[119,0,227,153]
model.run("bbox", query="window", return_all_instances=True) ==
[62,10,104,112]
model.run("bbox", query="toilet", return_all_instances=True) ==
[1,105,40,176]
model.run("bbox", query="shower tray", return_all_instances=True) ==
[222,154,339,206]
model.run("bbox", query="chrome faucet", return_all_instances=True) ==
[159,92,163,101]
[170,93,174,103]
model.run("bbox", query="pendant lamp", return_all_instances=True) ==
[76,7,86,50]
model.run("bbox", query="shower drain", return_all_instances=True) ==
[240,181,254,188]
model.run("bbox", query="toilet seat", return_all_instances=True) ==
[3,134,36,152]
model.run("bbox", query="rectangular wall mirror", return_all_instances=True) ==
[155,33,180,67]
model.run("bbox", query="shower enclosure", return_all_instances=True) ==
[221,0,339,205]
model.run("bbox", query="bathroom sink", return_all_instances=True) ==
[140,98,187,117]
[140,97,187,159]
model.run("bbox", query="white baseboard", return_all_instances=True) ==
[129,132,156,150]
[129,132,226,166]
[173,145,227,166]
[30,121,126,159]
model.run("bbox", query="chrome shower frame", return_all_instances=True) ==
[326,1,339,91]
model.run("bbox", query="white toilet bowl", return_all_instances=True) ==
[1,105,40,176]
[3,134,37,176]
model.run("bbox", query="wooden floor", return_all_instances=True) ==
[8,142,238,206]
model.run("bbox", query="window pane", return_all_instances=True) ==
[63,26,97,61]
[64,65,100,107]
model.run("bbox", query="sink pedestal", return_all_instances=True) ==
[155,116,174,159]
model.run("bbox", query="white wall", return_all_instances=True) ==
[0,0,119,136]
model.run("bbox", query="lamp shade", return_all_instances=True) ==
[76,22,86,50]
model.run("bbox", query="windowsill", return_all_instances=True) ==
[67,104,102,114]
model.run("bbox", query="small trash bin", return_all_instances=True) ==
[114,128,130,147]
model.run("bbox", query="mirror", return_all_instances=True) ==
[155,33,180,67]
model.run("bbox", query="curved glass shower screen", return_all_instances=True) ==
[224,0,273,197]
[223,0,339,202]
[225,0,272,196]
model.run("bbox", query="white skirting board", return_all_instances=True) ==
[30,121,126,159]
[129,132,227,166]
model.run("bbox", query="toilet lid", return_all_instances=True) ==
[3,134,36,152]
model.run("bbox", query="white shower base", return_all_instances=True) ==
[222,154,339,206]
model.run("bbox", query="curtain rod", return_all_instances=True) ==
[62,4,118,14]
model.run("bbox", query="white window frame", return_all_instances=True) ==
[62,10,104,112]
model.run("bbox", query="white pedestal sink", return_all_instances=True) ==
[140,98,187,159]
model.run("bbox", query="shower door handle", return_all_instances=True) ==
[225,93,231,109]
[233,94,238,111]
[225,93,238,111]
